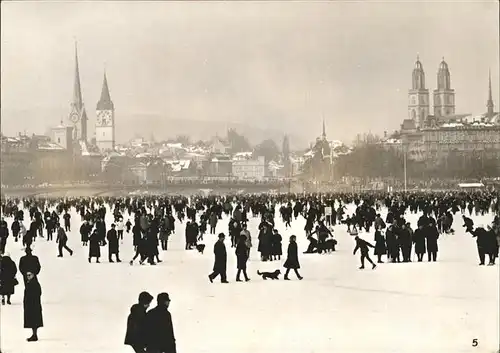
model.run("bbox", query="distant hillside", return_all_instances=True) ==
[119,114,308,149]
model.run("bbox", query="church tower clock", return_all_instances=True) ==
[95,70,115,151]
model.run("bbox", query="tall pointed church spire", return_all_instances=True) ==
[487,68,494,117]
[97,69,114,110]
[73,41,83,111]
[322,117,326,140]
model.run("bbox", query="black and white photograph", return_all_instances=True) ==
[0,1,499,353]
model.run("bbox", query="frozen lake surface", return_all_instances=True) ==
[1,202,498,353]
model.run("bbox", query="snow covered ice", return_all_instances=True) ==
[1,201,498,353]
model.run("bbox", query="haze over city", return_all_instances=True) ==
[1,1,498,147]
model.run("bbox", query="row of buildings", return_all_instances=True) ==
[0,130,306,186]
[1,125,312,185]
[382,57,499,167]
[1,44,303,186]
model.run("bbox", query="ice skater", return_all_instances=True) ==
[353,236,376,270]
[56,224,74,257]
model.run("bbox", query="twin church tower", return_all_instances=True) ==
[408,55,495,128]
[69,43,115,151]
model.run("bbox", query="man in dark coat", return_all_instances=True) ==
[425,224,440,262]
[56,224,74,257]
[208,233,228,283]
[235,234,250,282]
[63,211,71,232]
[23,271,43,342]
[144,292,176,353]
[0,217,9,254]
[107,224,121,263]
[125,291,154,353]
[19,248,41,284]
[284,235,303,280]
[11,218,20,242]
[353,236,376,270]
[471,226,489,265]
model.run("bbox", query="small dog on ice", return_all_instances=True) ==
[196,244,206,254]
[257,270,281,280]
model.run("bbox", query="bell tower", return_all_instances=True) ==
[433,58,455,117]
[407,55,429,128]
[95,69,115,151]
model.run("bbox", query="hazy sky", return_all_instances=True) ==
[1,1,499,145]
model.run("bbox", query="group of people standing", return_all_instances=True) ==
[0,189,498,349]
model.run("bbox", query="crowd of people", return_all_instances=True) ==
[0,189,499,351]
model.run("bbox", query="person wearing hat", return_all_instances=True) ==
[125,291,154,353]
[144,292,176,353]
[19,248,41,285]
[23,270,43,342]
[107,224,121,263]
[208,233,228,283]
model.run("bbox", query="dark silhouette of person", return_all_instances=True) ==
[462,216,474,234]
[23,271,43,342]
[471,227,489,265]
[144,292,176,353]
[107,224,121,263]
[283,235,303,280]
[56,224,73,257]
[353,236,376,270]
[235,234,250,282]
[425,224,440,262]
[19,248,41,285]
[125,291,153,353]
[209,233,228,283]
[413,226,426,262]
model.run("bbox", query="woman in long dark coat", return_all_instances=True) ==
[80,221,90,246]
[88,229,101,263]
[271,230,283,261]
[0,253,18,305]
[373,230,386,263]
[24,271,43,342]
[413,226,426,262]
[235,235,250,282]
[283,235,303,280]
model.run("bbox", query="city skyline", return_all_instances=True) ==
[1,1,498,146]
